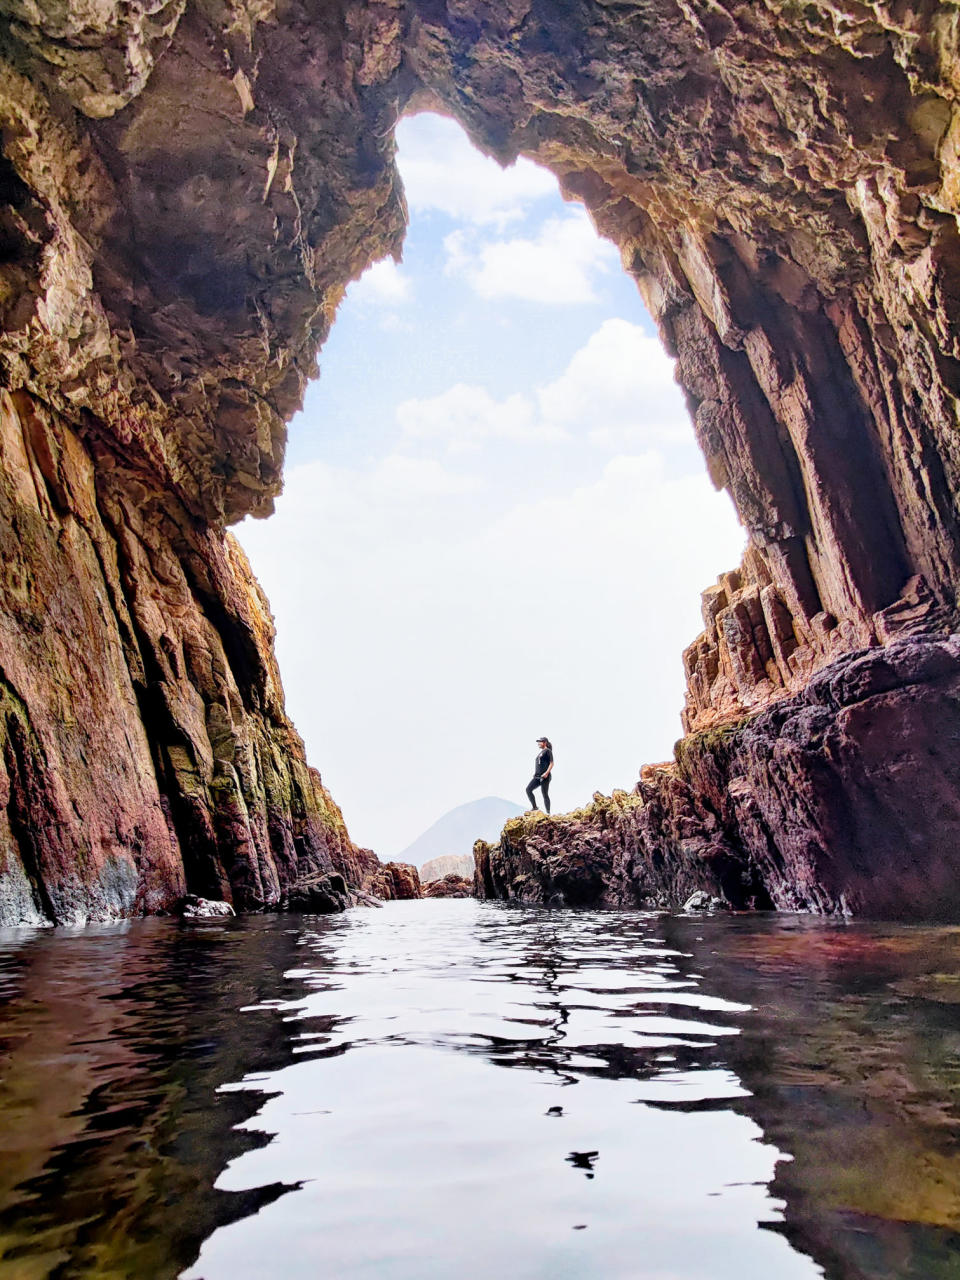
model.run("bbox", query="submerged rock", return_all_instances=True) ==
[350,891,385,909]
[682,891,726,914]
[278,873,351,914]
[179,896,236,920]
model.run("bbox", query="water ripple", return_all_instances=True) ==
[8,903,958,1278]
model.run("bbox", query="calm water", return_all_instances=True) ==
[1,902,959,1279]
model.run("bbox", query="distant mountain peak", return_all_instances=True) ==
[398,796,523,872]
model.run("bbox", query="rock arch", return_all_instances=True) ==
[1,1,959,921]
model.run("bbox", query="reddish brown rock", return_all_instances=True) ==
[422,874,474,899]
[681,549,947,732]
[475,780,759,912]
[363,861,422,902]
[3,2,960,920]
[479,637,960,921]
[0,387,388,923]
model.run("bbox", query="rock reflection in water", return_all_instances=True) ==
[0,916,309,1278]
[664,915,960,1280]
[1,904,959,1279]
[184,904,810,1280]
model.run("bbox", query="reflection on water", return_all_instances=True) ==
[0,904,958,1278]
[667,915,960,1280]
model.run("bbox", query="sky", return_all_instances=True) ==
[236,112,746,855]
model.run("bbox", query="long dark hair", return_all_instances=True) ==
[539,737,552,751]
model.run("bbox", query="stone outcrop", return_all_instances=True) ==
[422,873,473,899]
[295,843,421,903]
[475,784,763,913]
[683,548,948,733]
[366,861,422,901]
[420,855,475,883]
[478,636,960,921]
[4,2,960,920]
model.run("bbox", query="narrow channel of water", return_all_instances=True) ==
[0,901,958,1278]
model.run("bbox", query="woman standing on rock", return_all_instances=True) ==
[526,737,554,814]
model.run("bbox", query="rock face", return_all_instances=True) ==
[420,855,475,883]
[422,873,474,899]
[0,389,379,924]
[367,861,422,901]
[4,2,960,920]
[478,636,960,921]
[311,843,422,902]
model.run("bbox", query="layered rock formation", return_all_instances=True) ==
[0,388,380,924]
[4,1,960,920]
[365,860,422,901]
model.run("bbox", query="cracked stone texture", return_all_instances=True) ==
[3,1,960,919]
[0,388,379,923]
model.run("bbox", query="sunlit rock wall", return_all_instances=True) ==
[3,0,960,919]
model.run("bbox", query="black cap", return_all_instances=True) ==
[536,736,548,742]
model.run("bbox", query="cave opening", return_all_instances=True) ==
[236,110,746,856]
[2,1,960,924]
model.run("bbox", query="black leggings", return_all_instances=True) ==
[526,775,551,813]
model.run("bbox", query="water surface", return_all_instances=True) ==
[0,902,958,1278]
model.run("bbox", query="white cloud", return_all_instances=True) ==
[348,257,412,306]
[472,452,736,586]
[538,318,691,448]
[368,454,478,499]
[397,384,567,452]
[444,209,619,304]
[396,113,556,228]
[251,454,479,563]
[394,320,691,457]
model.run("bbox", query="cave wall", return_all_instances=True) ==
[0,387,367,923]
[405,0,960,728]
[3,1,960,920]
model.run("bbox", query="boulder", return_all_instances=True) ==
[422,875,474,899]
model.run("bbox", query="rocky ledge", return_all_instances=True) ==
[477,635,960,921]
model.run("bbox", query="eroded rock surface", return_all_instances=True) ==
[478,636,960,921]
[0,389,380,924]
[367,861,422,901]
[4,1,960,920]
